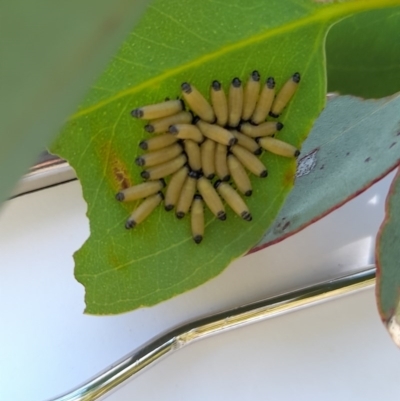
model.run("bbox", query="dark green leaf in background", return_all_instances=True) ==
[376,168,400,348]
[0,0,150,205]
[326,7,400,98]
[254,94,400,252]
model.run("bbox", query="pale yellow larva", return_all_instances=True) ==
[214,180,252,222]
[228,77,243,128]
[210,80,228,127]
[125,192,164,229]
[270,72,301,118]
[191,194,204,244]
[131,99,184,120]
[242,70,261,121]
[116,180,165,202]
[181,82,215,123]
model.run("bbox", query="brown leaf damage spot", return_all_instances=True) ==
[112,160,131,190]
[283,164,297,186]
[97,140,133,191]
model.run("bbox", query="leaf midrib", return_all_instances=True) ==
[69,0,400,121]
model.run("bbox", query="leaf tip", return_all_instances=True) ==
[387,314,400,348]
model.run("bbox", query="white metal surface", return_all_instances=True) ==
[106,286,400,401]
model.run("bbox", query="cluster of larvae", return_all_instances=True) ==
[116,71,301,244]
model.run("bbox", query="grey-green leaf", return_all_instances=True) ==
[254,94,400,252]
[376,168,400,348]
[0,0,150,205]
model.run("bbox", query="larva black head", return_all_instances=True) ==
[135,157,145,167]
[244,190,252,197]
[189,170,200,179]
[276,122,284,131]
[205,173,215,180]
[254,147,262,156]
[144,124,154,133]
[193,235,203,244]
[260,170,268,178]
[139,140,148,150]
[131,108,143,118]
[181,82,192,94]
[266,77,275,89]
[212,80,222,91]
[194,194,203,201]
[232,77,242,88]
[157,191,165,200]
[159,178,166,188]
[217,211,227,221]
[176,211,185,219]
[214,179,222,189]
[251,70,260,82]
[192,116,200,125]
[115,192,125,201]
[164,204,174,211]
[168,125,178,134]
[141,171,150,180]
[125,219,136,229]
[222,174,230,182]
[294,149,301,158]
[241,211,252,222]
[293,72,301,83]
[269,111,279,118]
[228,137,238,147]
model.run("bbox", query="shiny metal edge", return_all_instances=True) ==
[11,158,76,198]
[47,266,376,401]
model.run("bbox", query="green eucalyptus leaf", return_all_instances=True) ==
[376,169,400,347]
[50,0,400,314]
[0,0,150,205]
[254,94,400,251]
[327,7,400,98]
